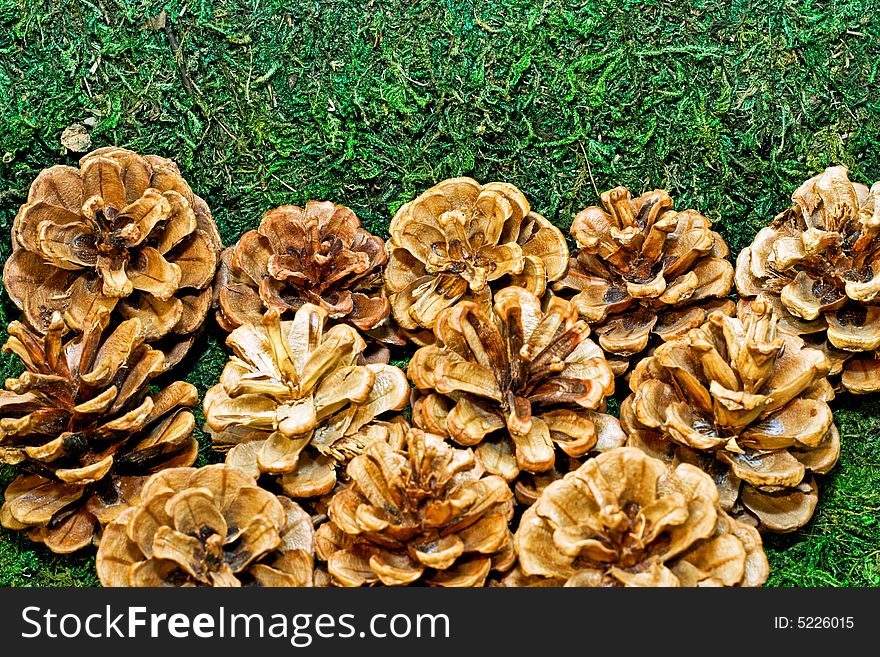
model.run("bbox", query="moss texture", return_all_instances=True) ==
[0,0,878,586]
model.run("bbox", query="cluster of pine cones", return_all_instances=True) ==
[1,147,873,587]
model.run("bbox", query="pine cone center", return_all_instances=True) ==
[424,210,497,292]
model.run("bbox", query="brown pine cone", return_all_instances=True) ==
[0,311,198,553]
[315,428,515,586]
[384,177,568,341]
[3,146,222,369]
[203,305,409,499]
[621,298,840,532]
[735,166,880,393]
[554,186,734,375]
[97,464,314,586]
[214,201,398,360]
[408,286,624,486]
[507,447,769,587]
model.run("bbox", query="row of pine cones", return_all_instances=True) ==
[0,147,871,587]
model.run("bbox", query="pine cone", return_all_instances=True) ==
[385,177,568,340]
[0,311,198,553]
[554,187,734,375]
[203,305,409,499]
[408,286,624,486]
[214,202,397,360]
[621,299,840,532]
[507,447,769,587]
[3,146,223,369]
[315,428,515,586]
[97,464,314,586]
[735,166,880,393]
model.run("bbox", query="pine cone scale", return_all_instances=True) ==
[4,475,85,525]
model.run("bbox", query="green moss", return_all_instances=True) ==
[1,0,878,586]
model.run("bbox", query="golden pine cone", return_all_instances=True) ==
[507,447,769,587]
[97,464,314,586]
[203,305,409,499]
[620,298,840,532]
[554,186,734,375]
[214,201,398,361]
[385,177,568,340]
[3,146,223,369]
[735,166,880,393]
[408,286,625,485]
[315,428,515,586]
[0,311,198,553]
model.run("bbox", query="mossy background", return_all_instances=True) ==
[0,0,878,587]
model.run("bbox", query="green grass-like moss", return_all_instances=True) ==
[0,0,878,586]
